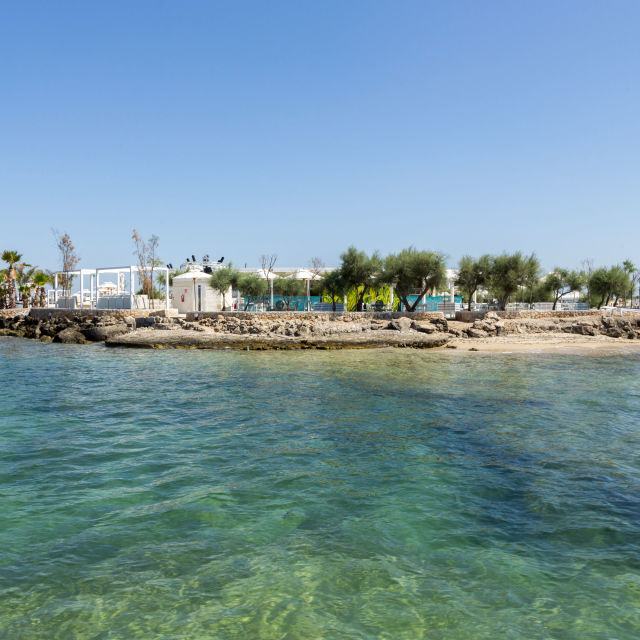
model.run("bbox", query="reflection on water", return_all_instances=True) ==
[1,339,640,638]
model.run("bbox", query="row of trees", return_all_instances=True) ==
[4,233,638,313]
[1,231,80,309]
[201,248,639,312]
[299,248,638,312]
[455,253,638,310]
[208,266,304,311]
[0,251,54,309]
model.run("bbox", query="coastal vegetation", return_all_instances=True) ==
[208,266,237,311]
[132,230,164,300]
[52,230,80,298]
[2,237,639,311]
[274,276,305,310]
[337,247,382,312]
[236,273,268,310]
[1,250,54,309]
[455,255,492,310]
[381,248,447,311]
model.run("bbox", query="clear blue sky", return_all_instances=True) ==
[1,0,638,272]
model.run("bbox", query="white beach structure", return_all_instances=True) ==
[172,268,231,313]
[49,265,171,311]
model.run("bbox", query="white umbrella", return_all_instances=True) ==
[256,269,277,280]
[293,268,321,280]
[294,269,322,310]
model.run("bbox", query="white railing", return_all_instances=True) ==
[601,306,640,316]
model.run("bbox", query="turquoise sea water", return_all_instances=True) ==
[1,338,640,639]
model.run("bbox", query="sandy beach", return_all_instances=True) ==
[449,334,640,354]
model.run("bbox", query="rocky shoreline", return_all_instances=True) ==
[1,309,639,350]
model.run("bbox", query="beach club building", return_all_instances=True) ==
[172,269,231,314]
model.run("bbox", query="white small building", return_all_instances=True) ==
[172,269,231,313]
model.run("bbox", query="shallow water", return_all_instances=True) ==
[1,338,640,639]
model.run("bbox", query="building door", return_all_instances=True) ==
[197,285,202,311]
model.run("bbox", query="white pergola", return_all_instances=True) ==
[51,265,170,311]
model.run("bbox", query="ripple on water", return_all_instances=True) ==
[1,340,640,638]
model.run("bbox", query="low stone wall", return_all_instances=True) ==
[497,310,601,319]
[185,311,445,322]
[456,309,601,322]
[27,308,176,321]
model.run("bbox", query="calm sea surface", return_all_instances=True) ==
[1,338,640,639]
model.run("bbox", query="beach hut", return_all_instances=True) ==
[172,269,230,313]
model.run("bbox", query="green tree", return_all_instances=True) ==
[32,270,54,308]
[522,254,541,303]
[544,268,584,310]
[15,263,36,308]
[0,274,8,309]
[455,254,491,310]
[237,273,268,310]
[321,270,347,311]
[622,260,637,306]
[338,247,382,311]
[1,250,22,309]
[381,247,446,312]
[590,266,631,308]
[489,252,539,310]
[532,279,554,303]
[274,277,304,310]
[209,266,240,311]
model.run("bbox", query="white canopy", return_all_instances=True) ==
[173,270,210,283]
[294,269,322,280]
[256,269,278,280]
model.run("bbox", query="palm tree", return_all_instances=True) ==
[15,263,36,308]
[1,251,23,309]
[0,270,8,309]
[32,271,53,307]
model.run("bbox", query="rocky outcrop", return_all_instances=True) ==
[3,308,639,349]
[107,312,451,349]
[0,311,136,344]
[460,311,640,340]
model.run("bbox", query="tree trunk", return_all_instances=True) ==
[7,266,16,308]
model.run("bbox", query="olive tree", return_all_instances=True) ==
[455,254,491,310]
[544,268,584,310]
[382,247,446,312]
[274,276,304,310]
[209,266,239,310]
[590,266,631,308]
[322,270,347,311]
[622,260,638,306]
[338,247,382,311]
[489,252,539,310]
[237,273,268,310]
